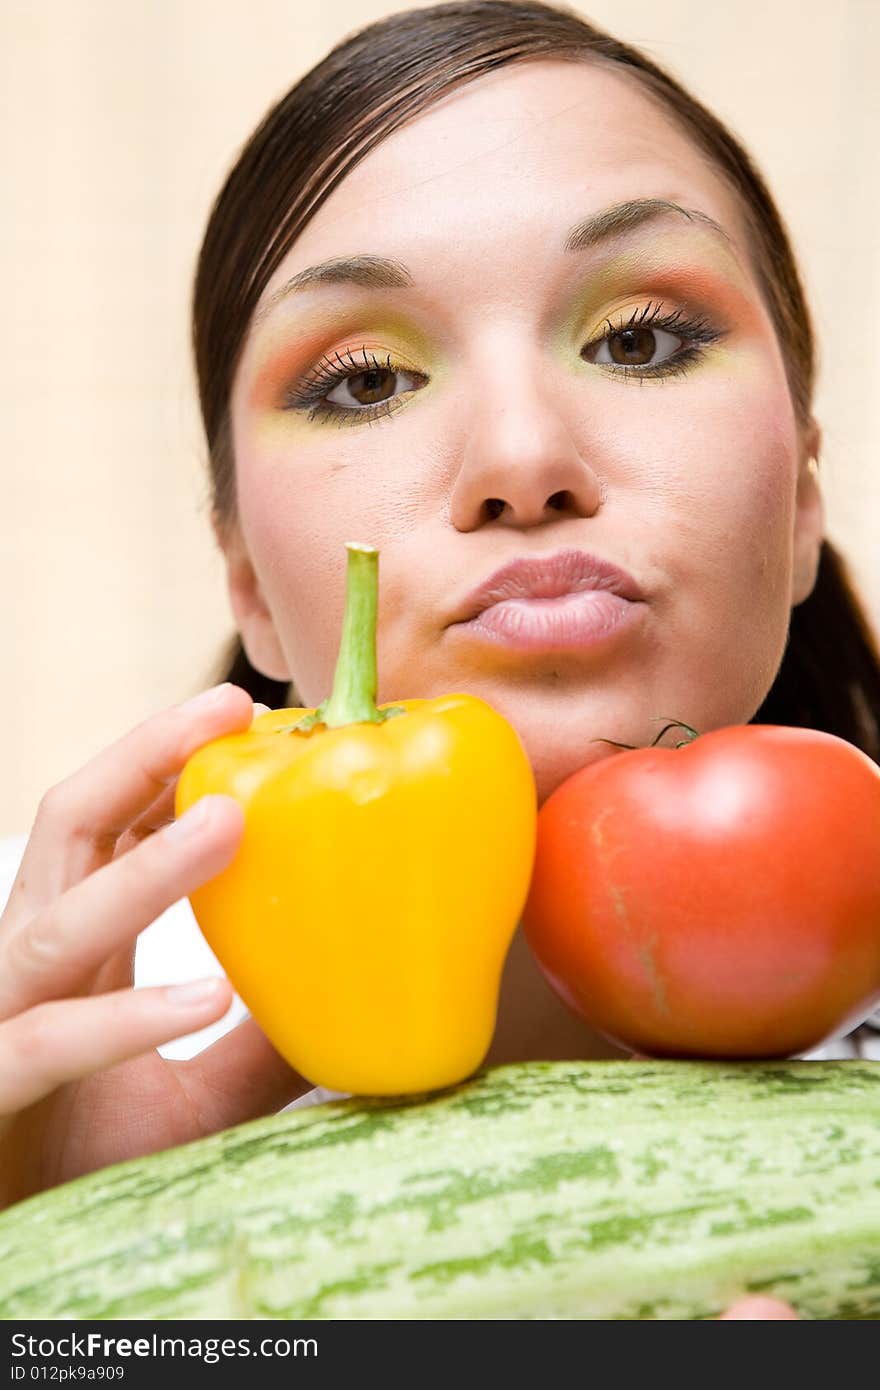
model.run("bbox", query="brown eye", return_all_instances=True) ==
[585,324,683,370]
[611,327,657,365]
[326,365,421,409]
[329,366,395,406]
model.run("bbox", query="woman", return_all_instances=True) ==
[1,1,877,1316]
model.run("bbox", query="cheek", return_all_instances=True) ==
[236,406,428,547]
[621,360,799,602]
[701,373,797,592]
[636,368,798,724]
[231,420,432,704]
[589,360,799,724]
[231,430,346,699]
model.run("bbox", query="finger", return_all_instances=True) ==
[177,1014,312,1132]
[0,978,234,1115]
[2,683,254,931]
[0,795,245,1022]
[717,1296,799,1319]
[112,702,273,860]
[112,781,178,858]
[91,943,138,997]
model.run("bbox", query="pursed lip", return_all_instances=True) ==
[448,547,645,625]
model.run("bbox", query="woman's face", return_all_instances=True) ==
[225,59,823,805]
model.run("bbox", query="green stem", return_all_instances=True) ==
[590,718,701,755]
[287,543,406,733]
[648,717,700,748]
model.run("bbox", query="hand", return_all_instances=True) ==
[0,684,309,1210]
[718,1296,799,1319]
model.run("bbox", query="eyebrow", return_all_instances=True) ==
[563,197,735,255]
[253,197,737,326]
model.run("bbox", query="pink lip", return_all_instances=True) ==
[447,547,645,650]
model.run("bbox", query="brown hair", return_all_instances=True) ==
[194,0,880,760]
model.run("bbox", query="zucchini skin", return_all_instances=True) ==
[1,1060,879,1320]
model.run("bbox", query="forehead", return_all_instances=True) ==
[267,58,750,286]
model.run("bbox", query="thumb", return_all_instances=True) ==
[718,1296,799,1319]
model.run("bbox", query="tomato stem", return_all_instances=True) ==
[649,717,700,747]
[592,718,701,754]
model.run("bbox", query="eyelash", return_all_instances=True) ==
[284,346,421,429]
[585,300,725,381]
[282,301,726,427]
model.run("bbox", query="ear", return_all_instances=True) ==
[791,418,825,607]
[214,515,291,681]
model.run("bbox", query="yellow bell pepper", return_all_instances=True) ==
[175,542,537,1095]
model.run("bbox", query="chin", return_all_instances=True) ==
[532,739,626,808]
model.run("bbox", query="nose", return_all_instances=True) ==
[447,341,604,531]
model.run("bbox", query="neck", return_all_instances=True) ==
[483,926,629,1067]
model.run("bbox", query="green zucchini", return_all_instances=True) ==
[1,1060,879,1320]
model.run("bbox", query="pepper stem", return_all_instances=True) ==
[290,543,406,733]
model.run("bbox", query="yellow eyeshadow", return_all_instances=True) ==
[556,246,754,352]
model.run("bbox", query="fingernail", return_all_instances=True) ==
[165,977,226,1007]
[180,683,232,714]
[166,796,215,839]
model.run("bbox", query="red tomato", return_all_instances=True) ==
[522,724,880,1058]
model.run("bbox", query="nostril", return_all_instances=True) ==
[548,491,569,510]
[484,498,505,520]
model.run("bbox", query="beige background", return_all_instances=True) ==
[3,0,878,835]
